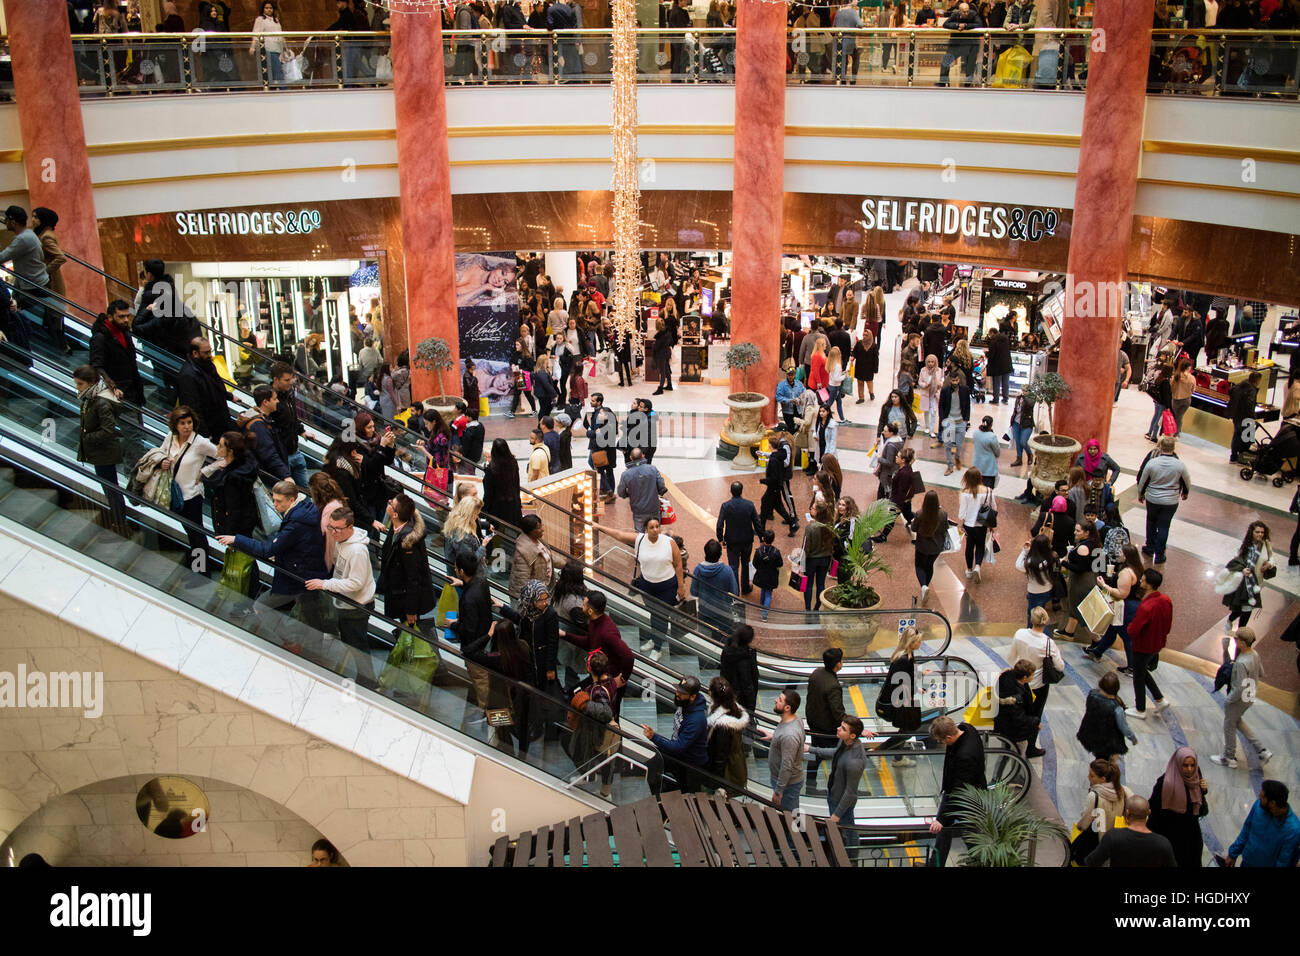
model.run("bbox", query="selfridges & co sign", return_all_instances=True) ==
[174,208,324,237]
[857,198,1060,243]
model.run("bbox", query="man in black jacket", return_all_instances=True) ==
[929,715,988,866]
[938,372,971,475]
[938,3,983,87]
[985,326,1013,405]
[449,551,494,719]
[459,405,486,472]
[759,426,799,536]
[89,300,145,408]
[245,385,291,487]
[805,648,846,792]
[583,392,619,501]
[270,362,310,488]
[176,337,232,439]
[134,260,198,358]
[921,315,949,368]
[716,481,762,595]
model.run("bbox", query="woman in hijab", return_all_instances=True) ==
[496,579,559,690]
[1074,437,1122,485]
[1147,746,1210,868]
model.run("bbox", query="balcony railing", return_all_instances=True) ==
[0,29,1295,99]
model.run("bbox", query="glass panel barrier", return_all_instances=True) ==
[0,424,1030,820]
[10,30,1294,97]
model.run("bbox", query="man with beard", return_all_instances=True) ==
[176,337,233,439]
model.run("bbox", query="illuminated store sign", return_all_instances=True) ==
[858,198,1060,243]
[175,208,323,237]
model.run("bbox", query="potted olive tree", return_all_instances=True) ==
[1023,371,1079,496]
[946,782,1069,867]
[723,342,770,470]
[414,336,461,420]
[818,499,897,655]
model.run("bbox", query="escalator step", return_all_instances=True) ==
[35,507,102,549]
[0,486,61,527]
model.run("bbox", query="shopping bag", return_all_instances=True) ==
[829,559,839,578]
[479,396,491,417]
[1078,586,1116,635]
[943,523,962,553]
[816,387,830,403]
[1160,408,1177,436]
[912,392,921,414]
[218,550,255,597]
[282,52,305,82]
[659,497,677,524]
[864,442,881,473]
[375,53,393,80]
[252,482,282,536]
[377,625,440,700]
[434,580,459,628]
[962,686,996,728]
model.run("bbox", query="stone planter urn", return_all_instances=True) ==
[1028,434,1082,496]
[818,586,885,657]
[723,393,770,470]
[426,396,460,421]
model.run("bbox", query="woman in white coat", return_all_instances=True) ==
[158,405,220,576]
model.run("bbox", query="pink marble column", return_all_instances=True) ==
[729,0,785,424]
[1054,0,1154,449]
[391,11,459,401]
[4,0,106,314]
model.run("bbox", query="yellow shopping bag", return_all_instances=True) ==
[479,396,490,417]
[962,686,996,728]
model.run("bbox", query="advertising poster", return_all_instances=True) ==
[455,252,518,412]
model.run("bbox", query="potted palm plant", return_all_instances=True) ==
[818,499,897,655]
[413,336,460,420]
[723,342,770,470]
[1023,371,1079,496]
[945,781,1069,867]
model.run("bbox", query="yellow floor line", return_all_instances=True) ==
[850,683,922,864]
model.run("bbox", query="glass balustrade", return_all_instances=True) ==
[33,30,1294,98]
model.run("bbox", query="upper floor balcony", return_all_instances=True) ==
[2,28,1296,100]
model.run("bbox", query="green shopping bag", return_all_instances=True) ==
[378,625,440,702]
[218,550,255,596]
[434,580,459,628]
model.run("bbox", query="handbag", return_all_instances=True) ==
[591,448,610,468]
[1041,635,1064,685]
[252,482,282,536]
[976,488,997,528]
[910,470,926,496]
[168,437,190,512]
[1213,567,1243,596]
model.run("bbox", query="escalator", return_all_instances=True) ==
[1,261,1024,819]
[10,255,983,733]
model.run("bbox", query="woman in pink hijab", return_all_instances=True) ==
[1147,746,1210,868]
[1074,437,1121,485]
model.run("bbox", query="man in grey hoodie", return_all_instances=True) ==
[1136,435,1190,565]
[306,506,378,688]
[690,539,739,634]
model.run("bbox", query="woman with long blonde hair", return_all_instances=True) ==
[442,493,485,567]
[826,345,847,422]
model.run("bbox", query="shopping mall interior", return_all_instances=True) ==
[0,0,1296,882]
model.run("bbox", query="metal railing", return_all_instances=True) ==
[0,29,1293,99]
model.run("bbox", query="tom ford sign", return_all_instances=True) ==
[858,198,1061,243]
[174,207,323,237]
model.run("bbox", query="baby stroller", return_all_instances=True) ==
[968,352,987,404]
[1238,419,1299,487]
